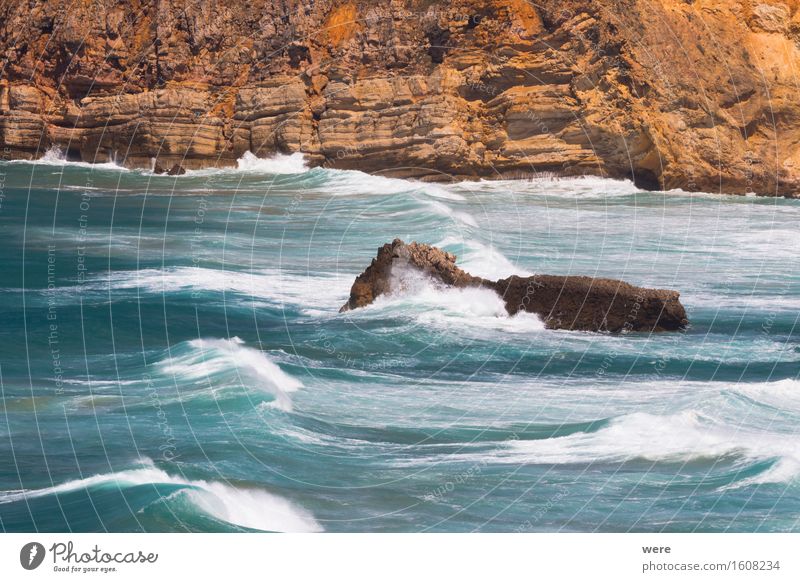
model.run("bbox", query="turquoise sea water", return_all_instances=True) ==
[0,152,798,532]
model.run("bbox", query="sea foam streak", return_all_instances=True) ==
[14,149,308,176]
[158,338,302,411]
[0,460,322,532]
[448,174,642,197]
[16,146,129,171]
[81,266,350,312]
[729,378,800,412]
[311,167,465,200]
[231,152,467,200]
[474,410,800,486]
[191,152,471,210]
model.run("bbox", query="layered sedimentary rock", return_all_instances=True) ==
[2,1,800,195]
[340,239,688,332]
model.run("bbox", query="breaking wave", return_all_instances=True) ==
[14,145,129,171]
[435,235,532,280]
[79,266,350,313]
[157,338,303,411]
[448,174,642,197]
[356,263,545,333]
[465,409,800,487]
[0,460,321,532]
[234,151,309,174]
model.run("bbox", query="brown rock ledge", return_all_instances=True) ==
[340,239,688,332]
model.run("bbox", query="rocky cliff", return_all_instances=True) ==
[2,0,800,196]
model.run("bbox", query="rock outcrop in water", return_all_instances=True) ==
[340,239,688,332]
[2,1,800,196]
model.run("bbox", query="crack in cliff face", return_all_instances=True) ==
[2,0,800,196]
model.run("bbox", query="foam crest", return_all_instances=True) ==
[485,410,800,484]
[158,337,302,411]
[306,167,463,200]
[448,175,641,197]
[419,197,478,228]
[729,378,800,411]
[182,152,468,202]
[235,151,309,174]
[363,264,545,332]
[185,481,322,532]
[435,235,532,280]
[0,460,321,532]
[308,170,476,225]
[20,146,129,171]
[83,266,350,312]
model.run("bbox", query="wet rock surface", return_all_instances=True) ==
[341,239,688,332]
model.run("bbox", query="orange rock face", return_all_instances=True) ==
[1,0,800,196]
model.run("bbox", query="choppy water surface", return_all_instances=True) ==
[0,152,798,532]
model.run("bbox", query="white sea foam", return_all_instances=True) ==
[16,146,130,171]
[183,151,469,203]
[158,338,302,411]
[464,410,800,486]
[82,266,350,312]
[314,168,465,200]
[729,378,800,411]
[448,175,642,198]
[417,197,478,228]
[361,264,545,332]
[724,457,800,488]
[170,151,310,177]
[0,460,321,532]
[235,151,309,174]
[434,235,532,280]
[719,228,800,260]
[308,169,477,225]
[685,292,800,311]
